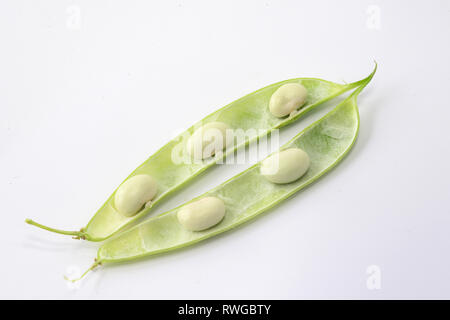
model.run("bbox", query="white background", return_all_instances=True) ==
[1,0,449,299]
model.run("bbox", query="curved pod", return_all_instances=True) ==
[92,66,375,267]
[26,73,371,241]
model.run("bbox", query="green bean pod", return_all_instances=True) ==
[71,65,375,280]
[26,72,372,242]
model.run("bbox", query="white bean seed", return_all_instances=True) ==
[269,83,307,117]
[260,148,310,184]
[187,122,232,160]
[114,175,157,216]
[177,196,226,231]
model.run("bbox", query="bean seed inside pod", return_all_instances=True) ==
[260,148,310,184]
[177,196,226,231]
[114,174,157,217]
[187,122,232,160]
[269,83,307,117]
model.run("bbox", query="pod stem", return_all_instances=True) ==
[25,219,87,240]
[64,259,102,283]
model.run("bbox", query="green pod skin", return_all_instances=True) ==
[69,65,376,279]
[26,73,372,242]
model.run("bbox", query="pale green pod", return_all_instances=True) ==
[26,71,373,241]
[260,148,310,184]
[63,65,376,282]
[177,197,226,231]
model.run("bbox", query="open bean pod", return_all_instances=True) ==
[68,65,376,280]
[26,72,372,241]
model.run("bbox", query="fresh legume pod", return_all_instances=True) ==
[26,72,372,241]
[70,66,375,279]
